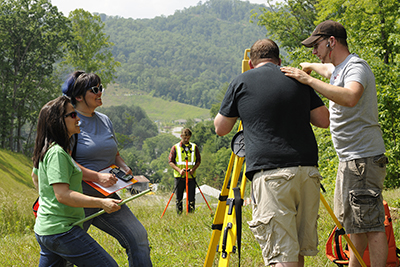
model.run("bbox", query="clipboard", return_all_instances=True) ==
[84,164,137,196]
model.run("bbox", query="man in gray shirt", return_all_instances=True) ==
[281,20,388,267]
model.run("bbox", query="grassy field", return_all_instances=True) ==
[101,84,211,123]
[1,148,399,266]
[1,186,399,266]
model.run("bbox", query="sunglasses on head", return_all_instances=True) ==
[89,84,104,94]
[64,111,78,119]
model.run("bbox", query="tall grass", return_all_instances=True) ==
[0,188,399,266]
[0,189,36,236]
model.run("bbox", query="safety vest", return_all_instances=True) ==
[174,142,197,178]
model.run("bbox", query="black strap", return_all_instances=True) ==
[71,133,78,160]
[334,228,345,261]
[233,187,243,267]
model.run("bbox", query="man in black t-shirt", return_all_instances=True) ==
[214,39,330,267]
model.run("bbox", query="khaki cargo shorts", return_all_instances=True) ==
[248,166,321,266]
[334,154,387,234]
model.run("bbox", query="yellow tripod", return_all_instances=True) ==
[203,49,250,267]
[203,49,367,267]
[203,124,246,267]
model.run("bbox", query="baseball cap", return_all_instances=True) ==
[301,20,347,47]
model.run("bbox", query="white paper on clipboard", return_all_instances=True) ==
[84,165,137,196]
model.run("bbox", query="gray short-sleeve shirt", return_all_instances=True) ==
[329,54,385,161]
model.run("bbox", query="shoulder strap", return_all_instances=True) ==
[71,133,78,160]
[335,227,350,261]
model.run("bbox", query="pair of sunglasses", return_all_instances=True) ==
[89,84,104,94]
[64,111,78,119]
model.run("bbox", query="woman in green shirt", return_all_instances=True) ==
[32,95,121,267]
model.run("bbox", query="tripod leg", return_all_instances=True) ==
[160,179,180,218]
[218,158,245,267]
[204,153,236,267]
[204,121,245,267]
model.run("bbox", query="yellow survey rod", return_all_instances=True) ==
[319,192,366,267]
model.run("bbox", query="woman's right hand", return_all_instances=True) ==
[97,172,119,187]
[100,198,122,213]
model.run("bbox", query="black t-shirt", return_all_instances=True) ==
[219,63,324,179]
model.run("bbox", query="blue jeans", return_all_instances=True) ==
[35,226,118,267]
[83,203,152,267]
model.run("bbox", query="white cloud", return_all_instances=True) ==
[50,0,269,19]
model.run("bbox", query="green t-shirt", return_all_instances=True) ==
[34,144,84,235]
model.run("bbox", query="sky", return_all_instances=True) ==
[49,0,269,19]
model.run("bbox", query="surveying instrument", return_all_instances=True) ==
[161,143,212,218]
[203,49,367,267]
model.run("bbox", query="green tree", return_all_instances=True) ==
[210,82,229,118]
[314,0,400,187]
[142,134,179,163]
[254,0,400,188]
[149,151,172,184]
[60,9,120,86]
[188,119,239,189]
[100,0,266,109]
[0,0,70,152]
[251,0,318,51]
[120,147,149,178]
[99,105,158,150]
[189,120,217,150]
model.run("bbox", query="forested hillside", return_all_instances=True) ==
[2,0,399,191]
[101,0,267,108]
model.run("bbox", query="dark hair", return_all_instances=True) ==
[62,71,101,106]
[32,95,72,168]
[181,128,192,136]
[335,37,348,47]
[250,39,280,66]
